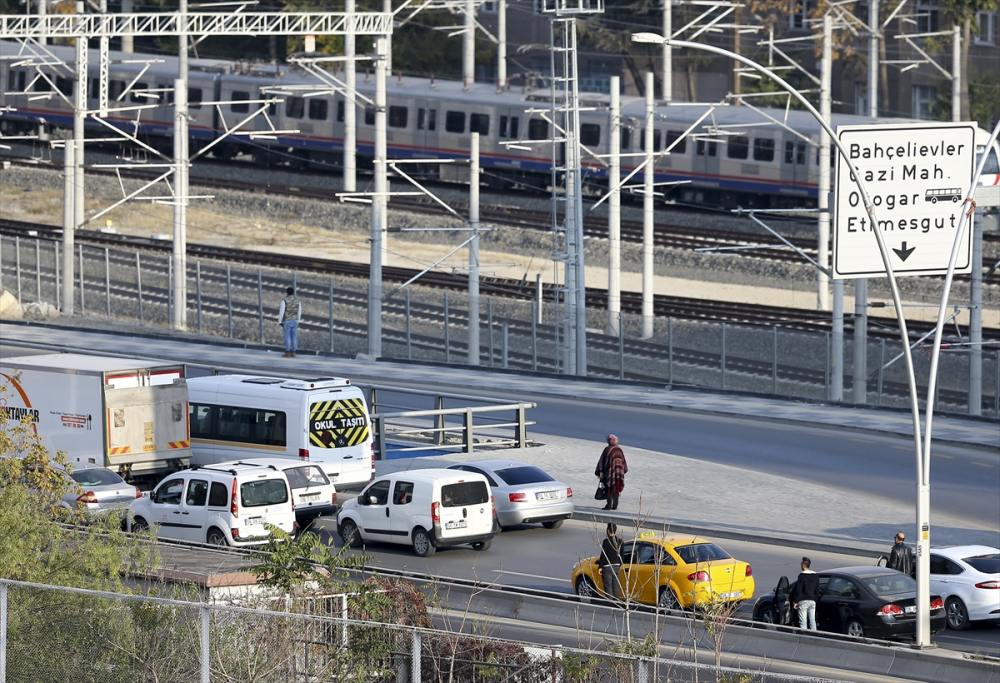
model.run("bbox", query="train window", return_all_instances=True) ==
[337,99,345,122]
[528,118,548,140]
[470,113,490,136]
[188,87,202,110]
[445,111,465,134]
[665,130,686,154]
[500,115,519,138]
[129,82,148,103]
[365,105,375,125]
[581,123,601,147]
[696,140,717,156]
[417,108,437,131]
[261,90,275,116]
[621,127,631,150]
[230,90,250,113]
[499,115,508,137]
[33,76,53,92]
[308,98,328,121]
[56,76,73,96]
[727,136,749,159]
[90,78,99,100]
[640,129,661,152]
[8,69,26,92]
[784,141,806,164]
[109,80,126,102]
[389,105,408,128]
[753,138,775,162]
[286,96,305,119]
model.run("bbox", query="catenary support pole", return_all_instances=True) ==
[868,0,878,116]
[121,0,133,52]
[607,75,621,336]
[832,278,844,400]
[817,16,831,312]
[344,0,356,193]
[619,310,625,380]
[136,252,143,326]
[37,0,46,45]
[368,35,388,357]
[61,137,74,313]
[329,278,335,353]
[642,71,655,339]
[104,247,110,319]
[969,209,982,414]
[384,0,393,72]
[464,0,475,87]
[853,279,868,402]
[172,75,188,330]
[72,3,86,309]
[498,0,507,88]
[662,0,671,101]
[951,24,960,123]
[196,261,202,334]
[444,292,450,363]
[468,132,481,365]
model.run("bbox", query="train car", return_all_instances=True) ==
[3,39,997,209]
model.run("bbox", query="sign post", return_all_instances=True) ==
[834,122,977,279]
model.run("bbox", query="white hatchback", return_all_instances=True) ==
[929,546,1000,630]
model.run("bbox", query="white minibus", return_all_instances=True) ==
[187,375,374,489]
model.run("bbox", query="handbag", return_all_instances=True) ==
[595,482,607,501]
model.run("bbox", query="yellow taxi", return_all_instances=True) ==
[571,532,755,609]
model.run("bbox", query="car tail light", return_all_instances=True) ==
[491,495,496,517]
[687,571,710,583]
[930,597,944,610]
[293,521,299,532]
[77,491,99,504]
[332,491,338,506]
[976,581,1000,589]
[298,448,309,459]
[371,443,376,470]
[230,478,239,518]
[509,492,527,503]
[566,487,573,498]
[134,487,142,499]
[879,604,903,615]
[745,565,752,577]
[431,501,440,523]
[231,528,240,539]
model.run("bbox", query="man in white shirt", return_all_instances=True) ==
[277,287,303,357]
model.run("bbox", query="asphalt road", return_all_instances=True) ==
[310,516,1000,657]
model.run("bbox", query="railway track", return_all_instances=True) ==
[3,217,997,344]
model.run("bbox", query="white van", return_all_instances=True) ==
[337,469,497,557]
[187,375,373,489]
[127,462,297,547]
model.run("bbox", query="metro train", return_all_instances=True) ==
[3,39,998,208]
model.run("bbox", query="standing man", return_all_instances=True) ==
[277,286,302,357]
[595,434,628,511]
[886,531,914,577]
[599,522,623,601]
[789,556,820,630]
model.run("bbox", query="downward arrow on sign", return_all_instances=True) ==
[893,242,916,261]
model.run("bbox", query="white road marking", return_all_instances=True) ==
[493,570,570,583]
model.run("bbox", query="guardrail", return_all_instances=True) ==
[366,385,535,459]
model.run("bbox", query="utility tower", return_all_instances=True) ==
[542,0,603,376]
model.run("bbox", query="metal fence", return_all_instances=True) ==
[0,579,844,683]
[1,235,997,417]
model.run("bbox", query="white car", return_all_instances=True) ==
[214,458,338,528]
[929,545,1000,630]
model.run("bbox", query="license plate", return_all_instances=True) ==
[904,605,916,614]
[445,520,467,530]
[245,517,263,526]
[719,591,742,600]
[536,491,559,501]
[301,493,320,502]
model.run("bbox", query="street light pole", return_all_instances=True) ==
[344,0,357,193]
[368,35,388,357]
[607,75,621,336]
[468,132,481,365]
[642,71,655,339]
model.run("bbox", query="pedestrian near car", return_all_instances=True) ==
[599,523,623,601]
[790,557,820,630]
[277,286,303,357]
[595,435,628,510]
[886,532,914,578]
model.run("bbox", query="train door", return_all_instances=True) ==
[414,99,439,153]
[780,135,809,190]
[692,136,720,180]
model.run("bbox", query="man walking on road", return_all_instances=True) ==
[277,286,303,357]
[886,532,914,577]
[790,556,820,630]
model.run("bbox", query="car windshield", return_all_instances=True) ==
[861,574,916,596]
[493,466,554,486]
[70,469,125,487]
[674,543,731,564]
[964,554,1000,574]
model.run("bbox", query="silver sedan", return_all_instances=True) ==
[61,468,141,517]
[446,460,574,529]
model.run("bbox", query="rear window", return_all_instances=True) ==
[441,481,489,507]
[861,574,916,596]
[70,469,125,487]
[674,543,731,564]
[494,466,554,486]
[964,554,1000,574]
[240,479,289,508]
[284,466,330,490]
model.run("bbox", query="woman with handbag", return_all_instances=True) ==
[595,434,628,511]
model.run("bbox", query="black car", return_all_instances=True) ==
[752,566,947,640]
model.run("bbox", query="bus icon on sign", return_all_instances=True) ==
[924,188,963,203]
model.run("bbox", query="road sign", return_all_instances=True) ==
[833,122,976,279]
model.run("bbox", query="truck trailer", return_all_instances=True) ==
[0,353,191,485]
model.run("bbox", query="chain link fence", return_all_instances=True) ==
[0,579,846,683]
[1,235,997,416]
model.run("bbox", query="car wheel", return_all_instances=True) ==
[412,528,436,557]
[575,576,597,598]
[946,597,971,631]
[131,517,149,533]
[758,605,775,624]
[472,538,492,551]
[339,519,362,548]
[844,618,865,638]
[658,587,682,611]
[206,528,229,546]
[542,520,564,530]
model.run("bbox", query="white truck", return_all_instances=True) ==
[0,353,191,485]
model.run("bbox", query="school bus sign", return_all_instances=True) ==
[833,122,976,279]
